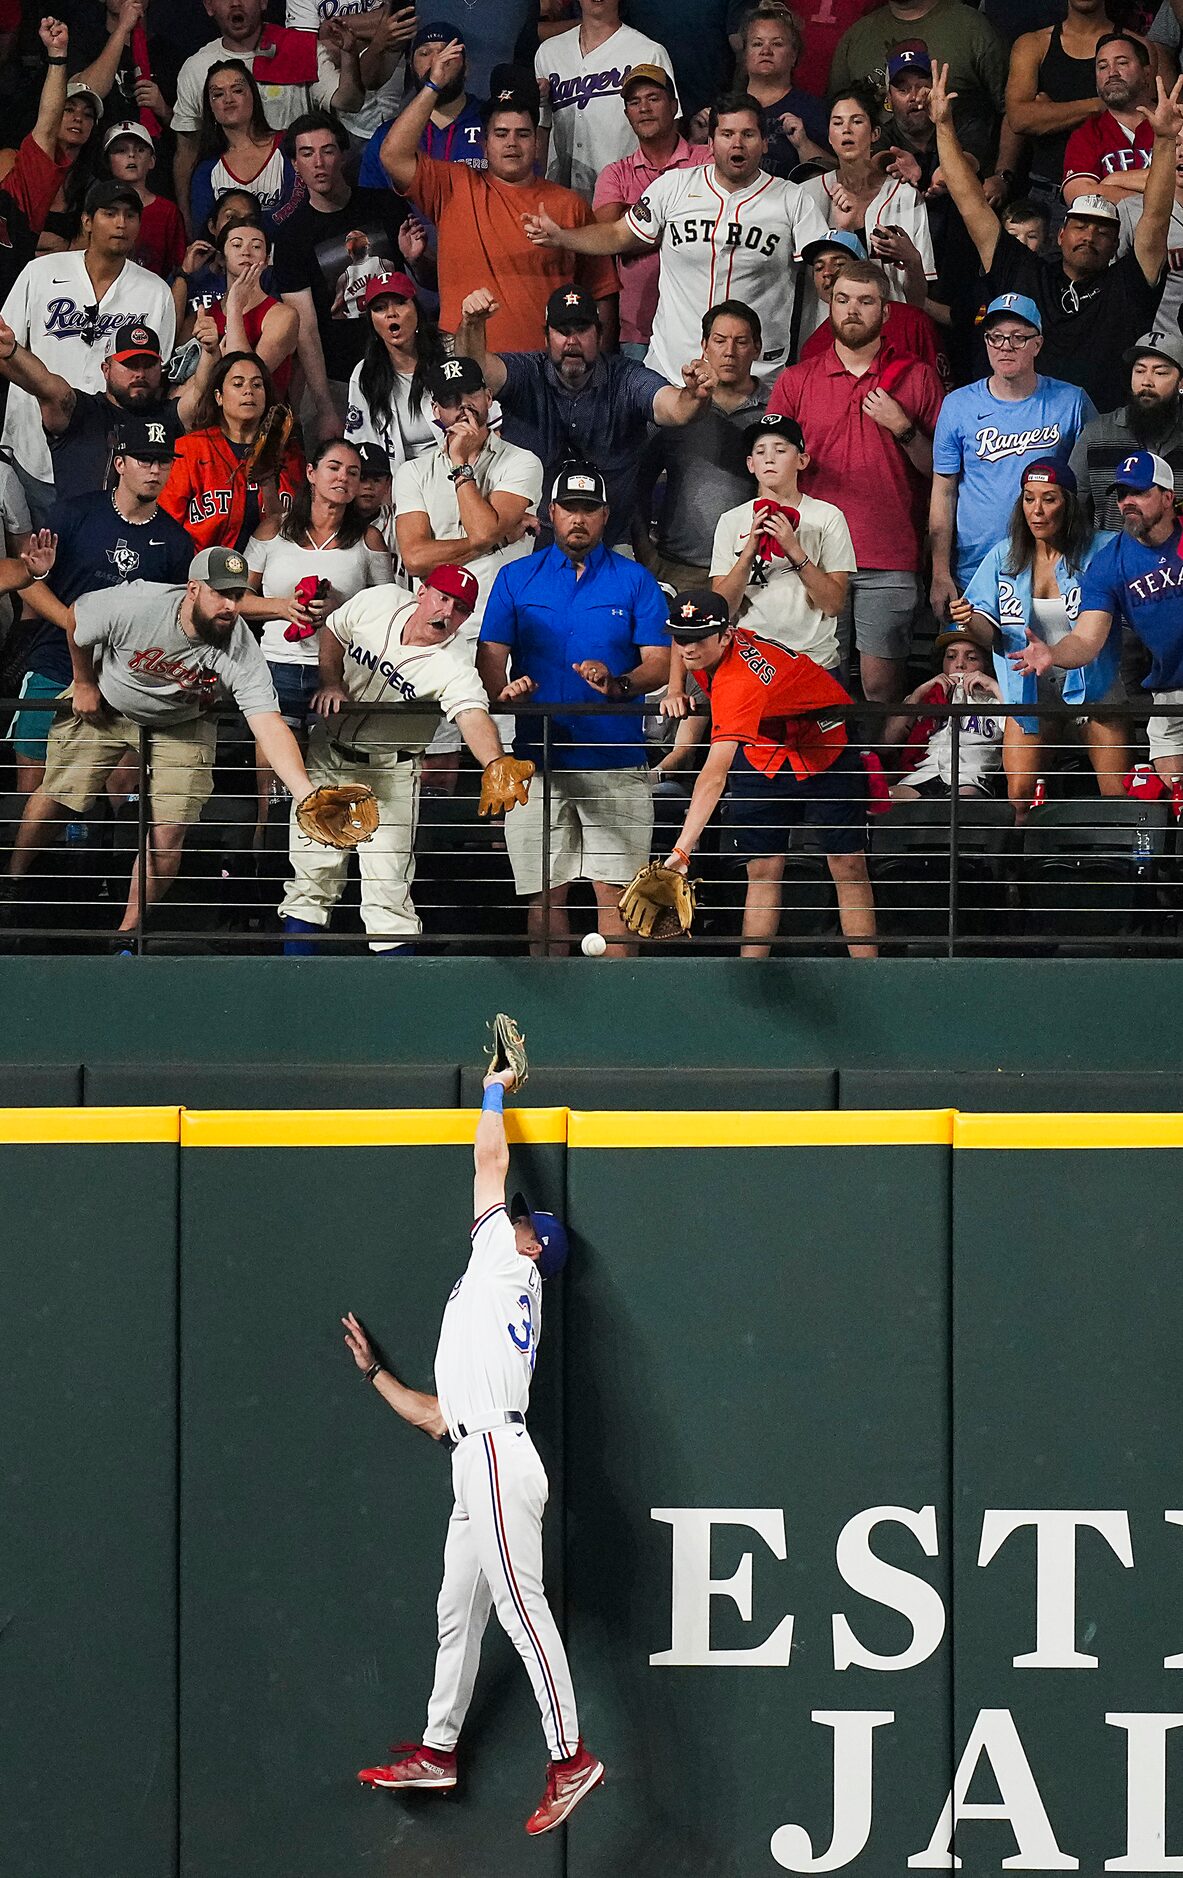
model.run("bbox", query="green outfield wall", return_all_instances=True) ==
[3,1106,1182,1877]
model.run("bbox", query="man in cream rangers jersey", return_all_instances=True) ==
[356,1051,605,1837]
[280,565,526,953]
[522,92,829,383]
[0,181,175,494]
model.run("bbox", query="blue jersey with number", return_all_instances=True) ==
[1079,522,1183,691]
[28,490,193,685]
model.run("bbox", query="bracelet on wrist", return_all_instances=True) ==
[46,54,67,64]
[422,76,440,92]
[788,555,810,574]
[31,569,49,581]
[671,844,691,866]
[363,1360,382,1383]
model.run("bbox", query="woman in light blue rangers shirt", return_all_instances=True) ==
[951,458,1125,819]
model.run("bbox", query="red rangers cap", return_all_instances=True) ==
[424,564,478,612]
[361,270,419,310]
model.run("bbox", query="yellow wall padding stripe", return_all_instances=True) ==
[568,1109,956,1148]
[0,1106,180,1143]
[180,1107,569,1148]
[955,1112,1183,1151]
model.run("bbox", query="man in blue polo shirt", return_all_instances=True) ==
[455,282,715,551]
[1012,448,1183,782]
[478,460,671,953]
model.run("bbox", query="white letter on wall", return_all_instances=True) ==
[649,1508,795,1667]
[978,1511,1134,1668]
[832,1505,946,1672]
[1164,1514,1183,1669]
[908,1708,1078,1870]
[770,1710,895,1872]
[1105,1713,1183,1871]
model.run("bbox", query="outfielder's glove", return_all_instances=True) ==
[243,403,294,482]
[478,755,535,817]
[618,862,697,940]
[487,1011,528,1090]
[296,784,379,850]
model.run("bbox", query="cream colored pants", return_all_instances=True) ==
[279,729,422,950]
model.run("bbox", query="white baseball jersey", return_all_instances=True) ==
[0,252,176,490]
[624,164,830,383]
[434,1204,542,1441]
[324,586,489,750]
[908,682,1004,791]
[285,0,402,139]
[796,171,936,336]
[535,24,675,199]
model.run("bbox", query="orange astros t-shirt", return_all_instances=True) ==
[694,627,851,781]
[411,153,619,348]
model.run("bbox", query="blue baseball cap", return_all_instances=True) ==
[984,292,1042,333]
[801,227,867,265]
[509,1190,569,1280]
[887,40,933,81]
[1021,457,1076,493]
[1109,449,1174,493]
[414,18,460,50]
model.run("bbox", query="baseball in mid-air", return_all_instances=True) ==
[581,931,607,957]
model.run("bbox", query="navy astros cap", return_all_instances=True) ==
[743,411,806,454]
[509,1190,569,1280]
[545,284,599,330]
[668,587,731,640]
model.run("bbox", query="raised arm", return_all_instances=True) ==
[0,311,76,432]
[31,16,69,158]
[1133,76,1183,285]
[473,1065,514,1216]
[930,63,1000,273]
[341,1312,448,1441]
[454,289,508,397]
[380,36,463,192]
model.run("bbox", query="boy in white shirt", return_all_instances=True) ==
[709,413,857,669]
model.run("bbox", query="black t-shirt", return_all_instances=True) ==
[271,187,410,386]
[980,226,1164,412]
[0,182,38,309]
[50,391,186,506]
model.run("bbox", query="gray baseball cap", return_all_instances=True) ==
[1124,328,1183,373]
[188,546,250,594]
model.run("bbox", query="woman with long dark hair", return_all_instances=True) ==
[346,271,445,472]
[189,59,302,237]
[952,459,1125,818]
[798,84,934,308]
[241,435,391,729]
[159,349,304,553]
[38,79,102,251]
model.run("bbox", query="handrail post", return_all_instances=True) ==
[948,706,960,960]
[136,726,149,957]
[540,710,552,959]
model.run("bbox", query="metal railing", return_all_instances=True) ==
[0,694,1180,957]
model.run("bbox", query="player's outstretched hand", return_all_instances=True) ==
[483,1066,517,1093]
[342,1311,376,1373]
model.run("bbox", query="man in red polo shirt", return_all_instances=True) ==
[660,587,877,958]
[766,256,943,709]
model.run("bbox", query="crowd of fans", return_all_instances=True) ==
[0,0,1181,959]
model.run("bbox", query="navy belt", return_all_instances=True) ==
[455,1410,525,1440]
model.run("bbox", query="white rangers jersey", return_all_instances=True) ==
[624,163,830,384]
[0,251,176,490]
[325,586,489,751]
[434,1203,542,1440]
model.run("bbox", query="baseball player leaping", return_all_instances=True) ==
[344,1025,604,1836]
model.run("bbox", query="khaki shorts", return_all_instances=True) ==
[503,765,654,895]
[1147,690,1183,762]
[42,705,217,825]
[650,552,710,593]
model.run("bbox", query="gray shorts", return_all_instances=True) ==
[838,569,920,663]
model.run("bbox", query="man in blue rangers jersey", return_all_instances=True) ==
[1012,448,1183,785]
[347,1052,605,1837]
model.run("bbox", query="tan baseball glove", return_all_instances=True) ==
[618,863,697,939]
[243,404,294,483]
[486,1011,528,1090]
[479,756,535,816]
[296,784,379,850]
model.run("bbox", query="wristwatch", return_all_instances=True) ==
[449,464,476,485]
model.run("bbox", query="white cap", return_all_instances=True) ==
[1064,192,1119,225]
[104,119,155,151]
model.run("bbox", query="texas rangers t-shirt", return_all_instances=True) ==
[434,1202,541,1440]
[28,490,193,685]
[535,24,675,198]
[933,374,1097,585]
[1079,520,1183,691]
[624,164,830,383]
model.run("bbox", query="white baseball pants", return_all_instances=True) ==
[422,1424,579,1762]
[278,733,422,947]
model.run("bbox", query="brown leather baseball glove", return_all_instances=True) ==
[478,756,535,816]
[296,784,379,850]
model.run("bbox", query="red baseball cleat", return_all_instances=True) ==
[357,1742,457,1790]
[524,1740,605,1835]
